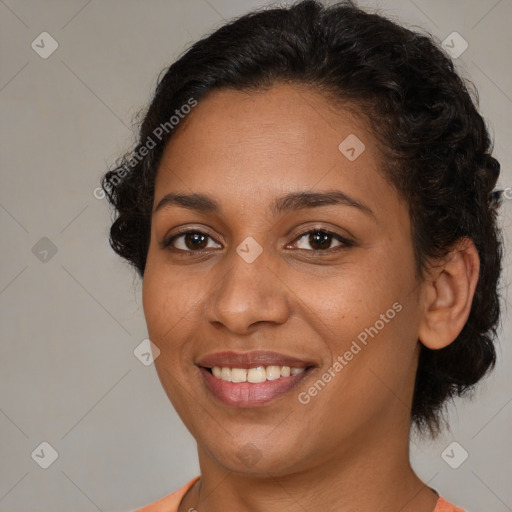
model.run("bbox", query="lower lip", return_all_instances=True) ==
[199,367,313,407]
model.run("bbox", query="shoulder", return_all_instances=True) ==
[133,476,200,512]
[435,495,466,512]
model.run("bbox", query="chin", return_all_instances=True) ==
[201,435,309,477]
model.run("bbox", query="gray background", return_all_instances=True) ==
[0,0,511,511]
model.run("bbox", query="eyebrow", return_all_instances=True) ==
[154,190,375,220]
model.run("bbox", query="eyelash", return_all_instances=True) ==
[161,228,354,254]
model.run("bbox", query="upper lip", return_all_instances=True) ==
[196,350,316,369]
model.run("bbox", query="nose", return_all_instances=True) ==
[205,248,291,334]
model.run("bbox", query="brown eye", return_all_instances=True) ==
[164,231,221,252]
[184,232,208,250]
[308,231,333,250]
[291,229,353,252]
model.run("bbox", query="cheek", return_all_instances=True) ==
[304,259,410,335]
[142,267,168,339]
[142,256,195,348]
[143,243,192,311]
[306,250,418,372]
[142,253,220,375]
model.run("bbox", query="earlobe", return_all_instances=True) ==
[418,238,480,350]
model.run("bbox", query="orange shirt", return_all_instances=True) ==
[134,477,465,512]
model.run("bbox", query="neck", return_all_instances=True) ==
[179,413,438,512]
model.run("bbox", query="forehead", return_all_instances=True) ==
[153,83,404,222]
[159,83,375,167]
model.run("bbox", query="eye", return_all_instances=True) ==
[162,227,353,254]
[162,230,221,252]
[288,229,353,252]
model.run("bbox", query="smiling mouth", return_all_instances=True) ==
[199,364,315,407]
[205,364,312,383]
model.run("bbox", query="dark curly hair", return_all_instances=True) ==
[102,0,503,437]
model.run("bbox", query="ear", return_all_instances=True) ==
[418,237,480,350]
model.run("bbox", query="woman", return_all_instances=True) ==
[102,1,503,510]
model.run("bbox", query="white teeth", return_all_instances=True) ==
[266,365,281,380]
[231,368,247,383]
[247,366,266,383]
[210,365,307,383]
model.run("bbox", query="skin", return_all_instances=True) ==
[142,83,479,512]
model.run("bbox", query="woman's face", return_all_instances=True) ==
[143,83,425,475]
